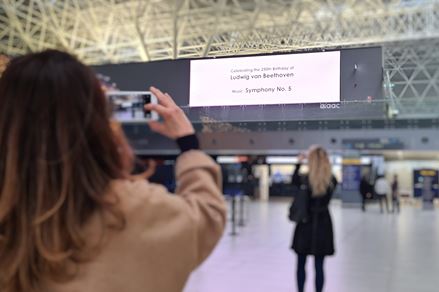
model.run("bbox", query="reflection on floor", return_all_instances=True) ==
[184,199,439,292]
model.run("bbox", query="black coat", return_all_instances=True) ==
[291,164,337,256]
[359,177,373,198]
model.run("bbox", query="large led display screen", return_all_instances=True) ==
[93,47,384,153]
[93,47,383,123]
[189,51,341,107]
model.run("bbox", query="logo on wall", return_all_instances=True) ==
[320,103,340,109]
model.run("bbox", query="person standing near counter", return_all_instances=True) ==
[359,174,373,212]
[391,174,400,213]
[375,175,390,213]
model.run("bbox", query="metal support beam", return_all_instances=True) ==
[2,0,439,63]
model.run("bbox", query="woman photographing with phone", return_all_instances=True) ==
[0,50,226,292]
[291,146,337,292]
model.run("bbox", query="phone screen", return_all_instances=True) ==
[108,93,155,122]
[141,94,152,118]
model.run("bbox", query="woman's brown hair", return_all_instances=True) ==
[307,146,332,196]
[0,50,125,292]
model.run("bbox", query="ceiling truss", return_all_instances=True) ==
[1,0,439,64]
[384,39,439,118]
[1,0,439,119]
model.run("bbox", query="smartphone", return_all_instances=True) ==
[106,91,159,122]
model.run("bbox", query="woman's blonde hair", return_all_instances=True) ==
[307,146,332,196]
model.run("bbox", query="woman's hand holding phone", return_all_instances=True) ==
[145,86,195,140]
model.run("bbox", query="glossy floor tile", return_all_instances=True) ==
[184,200,439,292]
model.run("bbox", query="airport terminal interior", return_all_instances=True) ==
[1,1,439,292]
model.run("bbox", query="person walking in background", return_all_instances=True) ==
[291,146,338,292]
[391,174,400,213]
[374,174,390,213]
[359,174,373,212]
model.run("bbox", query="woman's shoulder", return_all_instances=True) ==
[111,179,167,201]
[110,179,189,222]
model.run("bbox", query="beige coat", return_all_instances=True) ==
[45,150,227,292]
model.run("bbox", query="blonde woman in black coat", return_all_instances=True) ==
[291,146,337,292]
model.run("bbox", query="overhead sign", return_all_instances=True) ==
[342,138,404,150]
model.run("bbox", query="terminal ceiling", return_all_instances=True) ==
[1,0,439,118]
[1,0,438,64]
